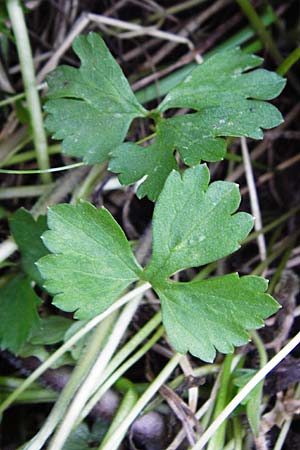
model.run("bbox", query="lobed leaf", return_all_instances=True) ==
[111,48,285,200]
[45,33,146,163]
[38,201,142,319]
[157,274,279,362]
[144,165,253,281]
[37,167,279,361]
[111,99,283,200]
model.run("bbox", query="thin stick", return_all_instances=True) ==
[191,331,300,450]
[0,83,46,108]
[241,136,267,262]
[7,0,51,183]
[0,162,85,175]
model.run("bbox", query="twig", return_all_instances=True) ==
[0,184,55,199]
[180,356,199,414]
[141,0,229,69]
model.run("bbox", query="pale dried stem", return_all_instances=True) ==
[241,136,267,262]
[180,356,199,413]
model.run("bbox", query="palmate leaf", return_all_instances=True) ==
[0,275,41,353]
[46,34,285,201]
[45,33,147,163]
[37,201,142,319]
[38,166,279,362]
[111,48,285,200]
[144,166,279,361]
[111,98,283,200]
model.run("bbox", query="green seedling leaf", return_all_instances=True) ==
[37,166,279,360]
[112,48,285,200]
[144,165,253,281]
[45,33,285,201]
[38,201,143,319]
[9,208,48,285]
[38,166,279,361]
[156,275,278,362]
[30,316,72,345]
[45,33,147,163]
[0,275,41,353]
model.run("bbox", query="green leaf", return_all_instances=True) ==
[246,383,263,436]
[144,165,253,281]
[111,48,285,200]
[9,208,48,285]
[0,275,41,353]
[234,369,262,436]
[30,316,72,345]
[37,201,142,319]
[64,422,107,450]
[156,274,279,362]
[158,48,286,112]
[45,33,146,163]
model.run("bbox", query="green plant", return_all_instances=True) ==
[35,32,284,360]
[37,164,279,362]
[45,33,285,200]
[0,29,285,367]
[0,31,288,449]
